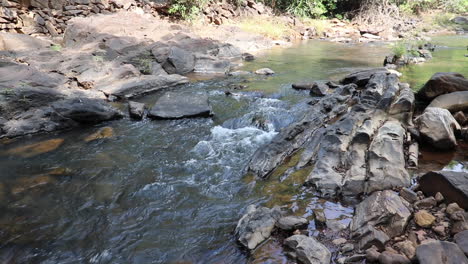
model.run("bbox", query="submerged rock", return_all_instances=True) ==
[351,190,411,250]
[283,235,331,264]
[417,72,468,101]
[148,91,212,119]
[416,107,460,150]
[6,138,64,158]
[84,127,114,142]
[416,241,468,264]
[235,205,282,250]
[419,171,468,210]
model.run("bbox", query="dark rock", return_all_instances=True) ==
[148,91,212,119]
[394,240,416,259]
[52,98,123,123]
[344,254,366,263]
[366,246,381,262]
[242,53,255,61]
[340,68,389,87]
[452,16,468,25]
[235,205,282,250]
[351,190,411,250]
[283,235,331,264]
[419,171,468,210]
[416,107,461,150]
[310,82,328,96]
[416,241,468,264]
[276,216,308,231]
[454,111,467,126]
[417,72,468,101]
[128,101,145,120]
[428,91,468,113]
[163,46,195,74]
[454,230,468,255]
[292,83,313,90]
[378,251,411,264]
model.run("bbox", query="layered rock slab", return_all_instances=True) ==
[148,91,213,119]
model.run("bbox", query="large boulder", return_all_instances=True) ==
[148,91,213,119]
[340,68,389,87]
[455,230,468,256]
[351,190,411,250]
[235,205,282,250]
[417,72,468,101]
[284,235,331,264]
[193,54,231,74]
[163,46,195,74]
[51,98,124,123]
[419,171,468,210]
[428,91,468,113]
[416,107,461,150]
[416,241,468,264]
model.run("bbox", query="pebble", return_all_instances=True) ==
[332,238,347,245]
[415,197,437,209]
[432,225,446,236]
[414,210,436,228]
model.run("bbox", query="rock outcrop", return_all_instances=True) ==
[247,69,414,197]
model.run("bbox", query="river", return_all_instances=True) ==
[0,36,467,263]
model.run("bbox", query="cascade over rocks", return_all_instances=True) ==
[247,68,414,197]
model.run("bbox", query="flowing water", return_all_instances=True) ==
[0,36,467,264]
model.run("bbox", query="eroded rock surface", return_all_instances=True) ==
[417,72,468,101]
[148,91,212,119]
[416,107,461,150]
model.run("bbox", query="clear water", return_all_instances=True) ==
[0,37,465,263]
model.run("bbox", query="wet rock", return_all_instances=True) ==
[6,138,64,158]
[310,82,328,96]
[417,72,468,101]
[351,190,411,250]
[254,68,274,75]
[378,251,411,264]
[340,67,389,87]
[52,98,123,123]
[428,91,468,113]
[454,111,467,126]
[148,91,212,119]
[416,107,461,150]
[84,127,114,142]
[416,241,468,264]
[292,83,313,90]
[276,216,308,231]
[454,230,468,255]
[415,197,437,209]
[235,205,282,250]
[99,74,189,98]
[400,188,418,203]
[313,210,326,225]
[242,53,255,61]
[163,46,195,74]
[283,235,331,264]
[414,210,436,228]
[394,240,416,259]
[229,70,251,76]
[128,101,145,120]
[419,171,468,210]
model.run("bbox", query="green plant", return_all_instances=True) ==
[392,41,408,58]
[92,55,104,62]
[50,44,62,52]
[168,0,206,20]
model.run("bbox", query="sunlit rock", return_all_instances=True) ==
[6,138,64,158]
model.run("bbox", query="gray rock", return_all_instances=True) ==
[427,91,468,113]
[454,230,468,255]
[148,91,212,119]
[419,171,468,210]
[193,54,231,74]
[284,235,331,264]
[452,16,468,25]
[128,101,145,120]
[417,72,468,101]
[0,32,52,51]
[310,82,328,96]
[235,205,282,250]
[416,241,468,264]
[51,98,123,123]
[378,251,410,264]
[340,67,389,87]
[416,107,461,150]
[351,190,411,250]
[163,46,195,74]
[255,68,275,75]
[400,188,418,203]
[276,216,308,231]
[292,83,313,90]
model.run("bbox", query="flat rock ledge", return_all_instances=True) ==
[148,91,213,119]
[247,68,415,197]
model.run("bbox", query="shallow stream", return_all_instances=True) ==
[0,36,467,263]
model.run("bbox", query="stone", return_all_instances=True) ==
[314,210,326,224]
[454,230,468,255]
[415,197,437,209]
[235,205,282,250]
[366,246,381,262]
[394,240,416,259]
[148,91,212,119]
[378,251,411,264]
[255,68,275,75]
[418,72,468,101]
[433,225,446,236]
[332,238,347,246]
[283,235,331,264]
[414,210,436,228]
[453,220,468,234]
[84,127,114,142]
[242,53,255,61]
[0,32,52,51]
[310,82,328,96]
[416,107,461,150]
[452,16,468,25]
[416,241,468,264]
[128,101,145,120]
[340,67,389,87]
[52,98,123,123]
[435,192,444,203]
[292,83,313,90]
[10,174,56,195]
[344,254,366,262]
[447,203,464,215]
[454,111,467,125]
[276,216,308,231]
[400,188,418,203]
[163,46,195,75]
[6,138,64,158]
[193,54,231,74]
[419,172,468,210]
[428,91,468,113]
[341,243,354,253]
[351,191,411,250]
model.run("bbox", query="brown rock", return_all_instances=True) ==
[394,240,416,259]
[452,220,468,234]
[6,138,64,158]
[378,251,411,264]
[414,210,436,228]
[365,246,381,262]
[432,225,446,236]
[454,111,467,125]
[447,203,464,216]
[415,197,437,209]
[84,127,114,142]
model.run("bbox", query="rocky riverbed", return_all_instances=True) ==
[235,69,468,264]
